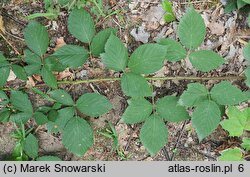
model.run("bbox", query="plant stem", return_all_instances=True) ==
[162,146,171,161]
[0,75,245,91]
[57,75,245,85]
[0,33,21,55]
[170,120,187,161]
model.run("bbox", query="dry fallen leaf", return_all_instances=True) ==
[130,26,150,43]
[54,37,66,51]
[11,0,23,4]
[26,77,36,88]
[7,70,16,81]
[142,6,165,25]
[0,16,5,34]
[33,75,42,82]
[208,22,225,36]
[56,69,73,80]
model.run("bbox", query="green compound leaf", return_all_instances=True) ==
[192,100,221,141]
[218,148,244,161]
[47,107,74,133]
[0,91,9,106]
[0,52,9,67]
[243,42,250,61]
[122,98,152,124]
[90,28,117,56]
[52,45,89,68]
[139,115,168,156]
[24,49,41,65]
[0,53,10,87]
[34,111,48,125]
[221,107,249,137]
[0,66,10,87]
[211,81,248,106]
[121,72,152,98]
[36,156,61,161]
[24,50,42,75]
[44,56,66,72]
[178,7,206,49]
[41,67,57,89]
[76,93,112,117]
[156,96,190,122]
[12,65,27,80]
[189,50,224,72]
[24,134,39,159]
[158,38,186,62]
[58,0,69,6]
[243,107,250,122]
[62,117,93,156]
[178,83,209,107]
[48,89,74,106]
[237,0,248,9]
[36,106,51,113]
[24,21,49,57]
[224,0,237,13]
[241,138,250,151]
[10,112,31,124]
[10,90,33,114]
[245,66,250,87]
[101,34,128,71]
[68,8,95,43]
[0,109,10,122]
[128,44,166,74]
[242,0,250,4]
[48,109,59,122]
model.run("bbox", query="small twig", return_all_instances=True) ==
[138,155,150,161]
[162,146,171,161]
[180,0,213,5]
[0,33,21,55]
[124,126,140,152]
[191,147,217,160]
[237,35,250,39]
[124,129,134,152]
[89,83,100,94]
[5,31,24,41]
[244,154,250,159]
[170,120,187,161]
[1,9,27,26]
[112,18,123,35]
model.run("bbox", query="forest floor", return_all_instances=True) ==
[0,0,250,161]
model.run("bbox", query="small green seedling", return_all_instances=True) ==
[162,0,175,23]
[218,107,250,161]
[8,123,32,161]
[99,122,131,160]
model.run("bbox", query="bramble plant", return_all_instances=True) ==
[0,6,250,160]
